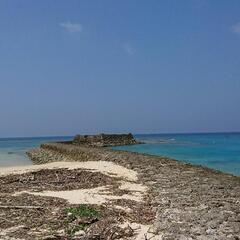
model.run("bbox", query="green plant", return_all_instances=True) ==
[66,205,100,220]
[65,205,100,236]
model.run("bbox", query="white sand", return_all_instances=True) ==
[119,181,148,192]
[0,161,138,181]
[14,184,145,204]
[119,222,162,240]
[1,161,160,240]
[4,161,147,204]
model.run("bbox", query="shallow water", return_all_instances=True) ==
[113,133,240,176]
[0,136,72,167]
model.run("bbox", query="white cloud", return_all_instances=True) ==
[123,43,135,55]
[231,22,240,34]
[60,22,82,33]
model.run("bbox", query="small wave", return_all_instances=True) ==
[142,139,176,144]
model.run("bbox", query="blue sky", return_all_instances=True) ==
[0,0,240,137]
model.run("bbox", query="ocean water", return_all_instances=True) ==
[0,136,72,167]
[113,133,240,176]
[0,133,240,176]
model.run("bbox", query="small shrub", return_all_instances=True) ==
[65,205,100,236]
[66,205,100,220]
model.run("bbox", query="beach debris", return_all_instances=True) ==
[0,205,44,210]
[0,160,138,181]
[0,164,154,239]
[0,225,25,237]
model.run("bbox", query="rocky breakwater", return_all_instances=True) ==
[26,140,240,240]
[73,133,140,147]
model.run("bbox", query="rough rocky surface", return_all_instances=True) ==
[26,142,240,240]
[73,133,139,147]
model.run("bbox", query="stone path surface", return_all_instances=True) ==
[27,143,240,240]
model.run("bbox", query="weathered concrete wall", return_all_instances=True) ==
[73,133,138,147]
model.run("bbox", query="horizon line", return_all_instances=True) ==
[0,131,240,140]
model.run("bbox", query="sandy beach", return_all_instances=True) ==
[0,141,240,239]
[0,159,158,239]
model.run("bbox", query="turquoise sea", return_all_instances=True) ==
[0,133,240,176]
[114,133,240,176]
[0,136,72,167]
